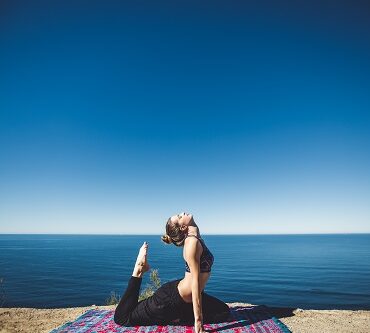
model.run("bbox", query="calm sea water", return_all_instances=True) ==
[0,234,369,310]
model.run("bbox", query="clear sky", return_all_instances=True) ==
[0,1,369,234]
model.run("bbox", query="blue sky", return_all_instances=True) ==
[0,1,369,234]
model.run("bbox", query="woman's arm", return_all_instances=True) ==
[185,238,205,332]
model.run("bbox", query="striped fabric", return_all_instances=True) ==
[50,305,291,333]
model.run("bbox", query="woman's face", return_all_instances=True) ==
[170,212,193,228]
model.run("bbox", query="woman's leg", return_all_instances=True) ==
[201,292,230,323]
[114,276,143,325]
[178,292,230,324]
[126,280,177,326]
[114,242,150,326]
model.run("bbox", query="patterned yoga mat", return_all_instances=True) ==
[50,305,291,333]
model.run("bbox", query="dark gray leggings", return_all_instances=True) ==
[114,276,230,326]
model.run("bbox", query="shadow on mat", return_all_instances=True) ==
[174,305,296,332]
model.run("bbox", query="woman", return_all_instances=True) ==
[114,212,230,332]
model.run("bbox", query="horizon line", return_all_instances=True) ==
[0,232,369,236]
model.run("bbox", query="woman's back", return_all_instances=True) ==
[177,234,213,303]
[184,235,214,273]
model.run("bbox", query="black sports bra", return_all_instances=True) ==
[184,235,214,273]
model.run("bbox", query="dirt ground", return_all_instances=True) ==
[0,303,369,333]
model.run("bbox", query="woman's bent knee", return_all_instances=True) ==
[222,302,230,313]
[113,312,129,326]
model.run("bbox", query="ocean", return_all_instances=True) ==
[0,234,369,310]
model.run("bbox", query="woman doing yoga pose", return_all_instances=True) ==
[113,212,230,333]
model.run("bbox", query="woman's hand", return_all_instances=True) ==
[194,319,206,333]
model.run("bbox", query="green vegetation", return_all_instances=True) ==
[138,269,161,302]
[105,290,121,305]
[105,269,162,305]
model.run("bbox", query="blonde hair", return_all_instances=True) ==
[161,234,172,244]
[160,217,186,247]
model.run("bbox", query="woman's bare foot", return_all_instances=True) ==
[132,241,150,278]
